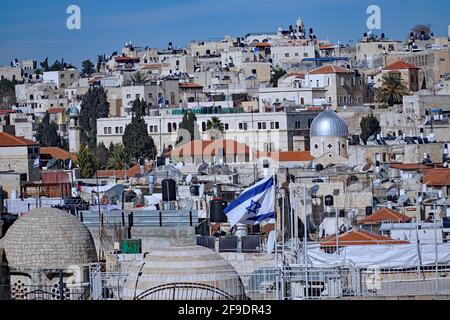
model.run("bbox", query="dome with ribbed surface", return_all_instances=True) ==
[310,111,348,137]
[1,208,97,269]
[122,246,246,300]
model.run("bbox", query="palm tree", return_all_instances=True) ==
[127,72,151,86]
[76,145,98,179]
[206,116,225,140]
[375,73,410,106]
[107,144,132,170]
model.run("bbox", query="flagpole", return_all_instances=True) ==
[274,174,280,300]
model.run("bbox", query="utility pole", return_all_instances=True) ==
[96,171,104,261]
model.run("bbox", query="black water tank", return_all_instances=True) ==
[387,195,393,202]
[339,209,345,217]
[316,164,324,172]
[190,185,200,196]
[210,199,228,223]
[366,206,373,216]
[156,157,166,167]
[162,179,177,201]
[325,195,334,207]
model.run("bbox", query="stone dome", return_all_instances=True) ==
[122,246,246,300]
[0,208,97,270]
[310,110,349,137]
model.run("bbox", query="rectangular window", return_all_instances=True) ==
[120,127,123,134]
[239,123,243,130]
[154,125,158,133]
[270,122,275,129]
[285,53,290,58]
[258,122,262,130]
[170,92,175,105]
[108,127,112,134]
[224,123,229,130]
[275,122,279,129]
[136,94,140,99]
[70,74,75,79]
[60,74,65,79]
[148,93,153,99]
[243,123,248,130]
[115,127,119,134]
[126,94,131,99]
[149,126,153,133]
[262,122,266,129]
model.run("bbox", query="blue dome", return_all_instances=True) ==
[310,111,348,137]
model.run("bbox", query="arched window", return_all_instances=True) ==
[300,97,305,105]
[173,123,177,131]
[168,123,172,133]
[202,122,206,132]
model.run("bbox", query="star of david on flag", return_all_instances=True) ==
[224,176,275,227]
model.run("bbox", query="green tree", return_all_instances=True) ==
[40,57,50,72]
[410,24,432,40]
[79,86,110,149]
[360,114,381,144]
[76,144,98,179]
[81,60,95,76]
[0,78,17,108]
[375,73,409,106]
[49,59,65,71]
[270,67,287,87]
[127,71,151,86]
[94,143,109,170]
[107,144,132,170]
[123,99,157,162]
[35,112,61,147]
[176,110,200,146]
[206,116,224,140]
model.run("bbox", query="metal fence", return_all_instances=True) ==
[1,284,90,300]
[87,263,450,300]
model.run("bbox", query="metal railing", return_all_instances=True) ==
[85,263,450,300]
[77,210,198,228]
[1,284,90,300]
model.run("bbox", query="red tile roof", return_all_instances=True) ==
[421,168,450,186]
[319,44,337,50]
[383,60,420,70]
[40,147,77,161]
[358,208,411,225]
[0,132,38,147]
[257,151,314,162]
[309,65,353,75]
[390,163,430,171]
[179,82,203,89]
[169,139,250,157]
[320,228,409,247]
[96,163,153,179]
[47,108,65,114]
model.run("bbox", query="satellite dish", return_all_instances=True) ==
[186,174,193,184]
[198,163,209,174]
[175,162,184,170]
[267,230,276,254]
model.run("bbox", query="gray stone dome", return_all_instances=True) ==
[310,110,349,137]
[123,246,246,300]
[1,208,97,269]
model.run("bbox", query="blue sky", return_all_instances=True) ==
[0,0,449,68]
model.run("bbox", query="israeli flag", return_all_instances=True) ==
[33,156,40,169]
[224,176,275,227]
[158,96,165,108]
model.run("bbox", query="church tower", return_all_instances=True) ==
[68,106,81,153]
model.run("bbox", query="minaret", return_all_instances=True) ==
[68,106,81,153]
[296,17,304,35]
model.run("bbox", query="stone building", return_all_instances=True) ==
[0,132,40,183]
[0,208,97,300]
[310,110,349,165]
